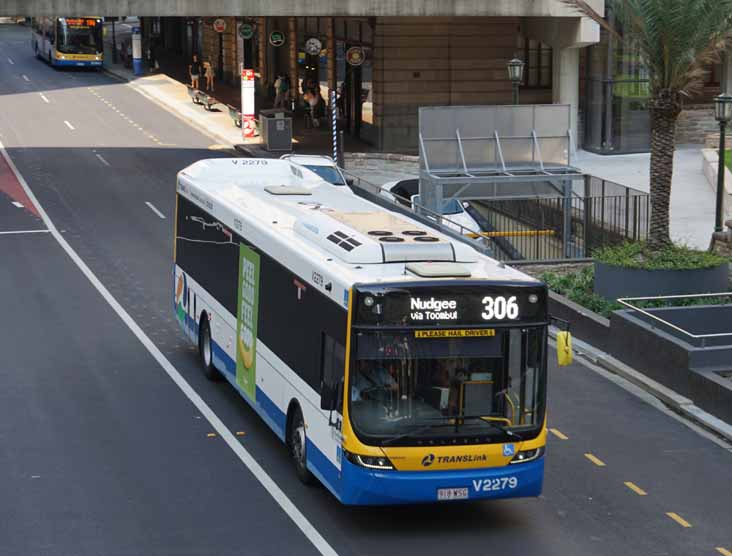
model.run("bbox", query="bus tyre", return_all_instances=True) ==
[198,316,220,381]
[288,406,315,485]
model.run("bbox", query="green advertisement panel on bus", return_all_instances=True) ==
[236,244,260,400]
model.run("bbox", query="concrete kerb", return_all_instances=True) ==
[551,327,732,443]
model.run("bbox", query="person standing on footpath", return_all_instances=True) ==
[189,54,202,90]
[204,60,215,92]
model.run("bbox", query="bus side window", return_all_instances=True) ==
[320,333,345,412]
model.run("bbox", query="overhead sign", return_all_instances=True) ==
[213,18,226,33]
[346,46,365,66]
[239,22,254,40]
[269,30,286,47]
[305,37,322,56]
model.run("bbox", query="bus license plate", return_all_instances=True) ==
[437,487,468,501]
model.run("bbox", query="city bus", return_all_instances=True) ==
[173,158,572,505]
[31,17,104,68]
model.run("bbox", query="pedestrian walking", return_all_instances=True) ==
[204,60,215,92]
[189,54,202,90]
[274,73,289,108]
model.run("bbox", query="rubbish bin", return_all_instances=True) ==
[259,109,292,152]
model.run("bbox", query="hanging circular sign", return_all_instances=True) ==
[346,46,365,66]
[239,22,254,40]
[304,37,322,56]
[269,30,286,47]
[213,18,227,33]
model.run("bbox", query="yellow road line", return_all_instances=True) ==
[624,481,647,496]
[666,512,692,528]
[235,431,246,436]
[715,548,732,556]
[206,432,216,438]
[584,453,606,467]
[549,428,568,440]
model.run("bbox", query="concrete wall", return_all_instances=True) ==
[374,17,554,152]
[3,0,604,17]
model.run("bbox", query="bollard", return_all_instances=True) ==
[330,89,337,163]
[131,26,143,76]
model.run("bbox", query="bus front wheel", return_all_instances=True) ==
[288,406,315,485]
[198,316,220,381]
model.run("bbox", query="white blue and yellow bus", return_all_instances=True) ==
[173,158,571,505]
[31,17,103,68]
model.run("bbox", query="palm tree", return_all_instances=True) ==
[563,0,732,249]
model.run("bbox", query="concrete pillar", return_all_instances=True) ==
[257,17,267,88]
[552,46,580,153]
[288,17,297,106]
[326,17,335,92]
[722,51,732,94]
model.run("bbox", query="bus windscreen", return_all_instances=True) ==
[349,327,545,445]
[56,18,103,55]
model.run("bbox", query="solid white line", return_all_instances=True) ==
[39,93,50,104]
[95,153,111,167]
[0,229,50,235]
[145,201,166,219]
[64,120,75,131]
[8,57,14,65]
[12,201,24,208]
[0,139,338,556]
[22,74,29,82]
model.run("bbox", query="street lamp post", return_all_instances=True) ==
[507,58,525,105]
[714,94,732,232]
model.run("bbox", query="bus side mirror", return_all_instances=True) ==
[556,331,573,367]
[320,380,342,411]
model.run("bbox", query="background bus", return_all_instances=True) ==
[31,17,103,68]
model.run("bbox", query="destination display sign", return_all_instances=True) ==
[64,18,98,28]
[354,285,547,326]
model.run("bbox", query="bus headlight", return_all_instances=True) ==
[344,450,394,470]
[509,446,545,464]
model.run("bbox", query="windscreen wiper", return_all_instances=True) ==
[450,415,525,439]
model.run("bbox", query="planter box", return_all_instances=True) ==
[594,261,729,300]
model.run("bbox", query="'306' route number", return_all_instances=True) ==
[481,296,519,320]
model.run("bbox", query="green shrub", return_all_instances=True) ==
[541,265,732,319]
[540,267,622,318]
[594,242,728,270]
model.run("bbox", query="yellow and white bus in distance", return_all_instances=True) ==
[31,17,103,68]
[173,158,571,505]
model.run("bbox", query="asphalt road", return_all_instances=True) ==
[0,23,730,556]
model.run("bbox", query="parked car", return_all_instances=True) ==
[280,154,350,187]
[379,178,481,235]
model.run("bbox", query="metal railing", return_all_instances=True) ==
[474,177,650,262]
[617,293,732,347]
[342,171,650,264]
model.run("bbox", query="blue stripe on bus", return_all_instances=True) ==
[52,59,102,67]
[338,456,544,505]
